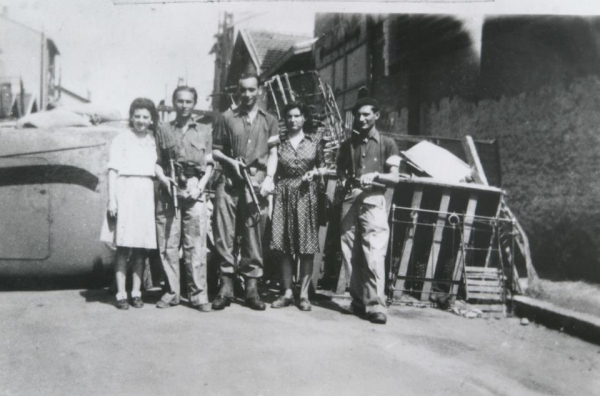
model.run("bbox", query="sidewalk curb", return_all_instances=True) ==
[511,295,600,345]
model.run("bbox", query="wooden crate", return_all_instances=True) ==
[388,177,506,303]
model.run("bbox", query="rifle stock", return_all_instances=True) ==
[169,158,179,218]
[237,158,261,215]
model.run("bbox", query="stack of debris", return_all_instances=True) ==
[383,137,539,315]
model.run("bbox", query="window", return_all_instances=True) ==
[347,45,367,88]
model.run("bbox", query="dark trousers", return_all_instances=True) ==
[213,181,268,283]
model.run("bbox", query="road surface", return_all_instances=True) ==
[0,289,598,396]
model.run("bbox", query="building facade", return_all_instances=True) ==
[0,14,60,118]
[314,13,600,282]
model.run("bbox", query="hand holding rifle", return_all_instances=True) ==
[358,172,387,189]
[227,157,245,181]
[237,157,262,216]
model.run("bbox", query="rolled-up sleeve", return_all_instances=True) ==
[385,137,400,171]
[267,117,280,149]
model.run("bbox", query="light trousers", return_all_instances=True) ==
[340,189,389,314]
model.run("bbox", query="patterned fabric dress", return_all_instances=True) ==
[270,132,323,255]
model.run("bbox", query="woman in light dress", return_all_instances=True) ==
[104,98,159,310]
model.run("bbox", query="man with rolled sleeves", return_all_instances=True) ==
[154,86,213,312]
[212,73,279,311]
[336,97,401,324]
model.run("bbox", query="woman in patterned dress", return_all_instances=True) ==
[104,98,159,310]
[270,102,325,311]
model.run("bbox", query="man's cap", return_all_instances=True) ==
[352,97,380,113]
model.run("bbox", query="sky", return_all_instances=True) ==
[2,0,600,115]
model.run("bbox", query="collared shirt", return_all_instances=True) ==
[155,118,214,173]
[108,130,156,177]
[337,127,399,179]
[277,132,323,179]
[212,107,279,172]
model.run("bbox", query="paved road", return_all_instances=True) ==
[0,289,598,396]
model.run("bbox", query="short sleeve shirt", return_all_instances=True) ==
[277,133,323,179]
[108,130,156,177]
[212,107,279,171]
[337,128,399,179]
[155,118,213,173]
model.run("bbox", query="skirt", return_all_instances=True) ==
[270,177,319,255]
[110,176,156,249]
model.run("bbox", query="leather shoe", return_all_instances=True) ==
[367,312,387,325]
[156,293,179,309]
[246,296,266,311]
[340,302,365,317]
[195,303,212,312]
[271,296,294,308]
[116,299,129,310]
[298,298,312,312]
[131,297,144,309]
[212,295,231,310]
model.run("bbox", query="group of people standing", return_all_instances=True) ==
[103,72,401,325]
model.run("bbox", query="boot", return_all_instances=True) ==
[244,278,265,311]
[212,275,234,311]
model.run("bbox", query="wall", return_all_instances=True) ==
[419,76,600,282]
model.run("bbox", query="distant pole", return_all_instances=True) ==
[58,67,62,100]
[20,78,25,118]
[40,31,46,111]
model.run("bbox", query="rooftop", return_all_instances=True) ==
[241,29,313,74]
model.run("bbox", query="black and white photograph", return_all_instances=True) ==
[0,0,599,394]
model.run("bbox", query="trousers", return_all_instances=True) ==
[213,180,268,281]
[155,190,209,306]
[340,189,389,314]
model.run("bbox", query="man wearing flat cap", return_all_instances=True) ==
[336,97,401,324]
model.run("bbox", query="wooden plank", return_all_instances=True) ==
[393,186,424,299]
[467,285,503,293]
[465,267,502,273]
[484,201,502,268]
[462,135,489,186]
[468,275,505,282]
[472,304,506,313]
[420,189,451,301]
[467,279,503,287]
[467,292,504,301]
[314,178,338,290]
[450,192,478,299]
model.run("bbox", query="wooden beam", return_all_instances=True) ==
[462,135,489,186]
[420,189,451,301]
[393,186,424,299]
[450,192,478,299]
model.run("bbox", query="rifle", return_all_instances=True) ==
[343,176,387,194]
[168,158,179,218]
[237,157,261,216]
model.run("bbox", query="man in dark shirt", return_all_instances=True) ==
[154,86,214,312]
[212,73,279,311]
[336,97,401,324]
